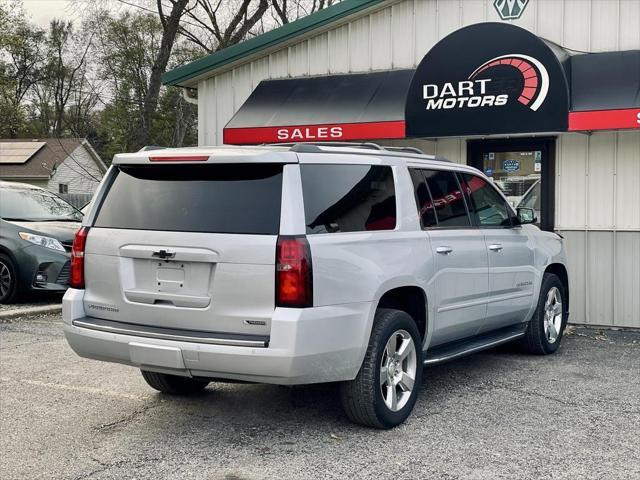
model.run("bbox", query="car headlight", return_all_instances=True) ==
[18,232,66,252]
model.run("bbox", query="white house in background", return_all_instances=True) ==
[0,139,106,202]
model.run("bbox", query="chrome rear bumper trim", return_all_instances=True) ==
[72,317,269,348]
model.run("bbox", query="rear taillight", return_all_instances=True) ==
[69,227,89,289]
[276,236,313,308]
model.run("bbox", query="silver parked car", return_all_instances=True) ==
[63,143,569,429]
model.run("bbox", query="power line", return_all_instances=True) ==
[113,0,215,33]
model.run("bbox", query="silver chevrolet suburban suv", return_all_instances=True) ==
[63,143,569,429]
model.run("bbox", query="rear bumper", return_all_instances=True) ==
[63,289,374,385]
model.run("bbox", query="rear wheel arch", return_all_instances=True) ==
[0,246,18,266]
[544,263,569,307]
[376,286,428,342]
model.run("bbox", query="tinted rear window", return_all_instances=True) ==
[94,164,283,234]
[422,170,471,227]
[301,164,396,234]
[409,169,437,228]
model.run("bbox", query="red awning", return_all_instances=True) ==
[223,70,412,144]
[224,44,638,143]
[567,51,640,131]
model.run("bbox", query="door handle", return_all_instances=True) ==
[488,244,503,252]
[436,246,453,255]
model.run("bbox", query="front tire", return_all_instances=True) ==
[0,254,17,304]
[340,308,423,429]
[141,370,209,395]
[521,273,568,354]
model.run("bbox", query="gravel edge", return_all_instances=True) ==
[0,304,62,320]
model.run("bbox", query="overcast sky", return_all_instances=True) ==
[21,0,136,28]
[21,0,80,26]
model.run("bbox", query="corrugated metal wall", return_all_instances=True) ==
[557,231,640,328]
[195,0,640,328]
[556,132,640,328]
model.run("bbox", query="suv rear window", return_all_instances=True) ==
[410,169,471,228]
[300,164,396,234]
[94,164,283,234]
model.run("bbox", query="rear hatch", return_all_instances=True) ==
[82,149,295,337]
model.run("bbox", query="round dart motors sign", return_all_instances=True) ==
[405,23,570,138]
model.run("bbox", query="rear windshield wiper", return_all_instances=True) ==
[2,217,80,222]
[2,217,37,222]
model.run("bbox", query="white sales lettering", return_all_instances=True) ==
[276,126,344,141]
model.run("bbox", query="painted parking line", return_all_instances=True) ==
[0,376,149,401]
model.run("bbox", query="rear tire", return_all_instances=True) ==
[340,308,423,429]
[141,370,209,395]
[520,273,568,355]
[0,254,17,304]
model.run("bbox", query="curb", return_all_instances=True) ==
[0,304,62,320]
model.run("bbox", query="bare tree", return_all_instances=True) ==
[271,0,335,25]
[179,0,269,53]
[44,20,94,135]
[0,3,46,136]
[177,1,335,53]
[136,0,191,147]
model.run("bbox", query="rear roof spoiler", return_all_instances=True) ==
[113,142,447,164]
[113,146,296,165]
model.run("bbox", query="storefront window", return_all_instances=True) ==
[467,138,555,231]
[481,150,541,214]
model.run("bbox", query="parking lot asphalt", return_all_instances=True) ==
[0,313,638,480]
[0,293,62,314]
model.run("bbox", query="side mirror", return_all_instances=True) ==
[517,207,537,225]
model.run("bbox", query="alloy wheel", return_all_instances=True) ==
[380,329,417,412]
[543,286,563,343]
[0,260,12,299]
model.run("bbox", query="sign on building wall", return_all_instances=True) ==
[494,0,530,20]
[223,23,638,144]
[405,23,570,138]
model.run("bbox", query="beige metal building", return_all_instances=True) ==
[163,0,640,328]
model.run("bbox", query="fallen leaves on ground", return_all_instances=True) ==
[595,329,608,341]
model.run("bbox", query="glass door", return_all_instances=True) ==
[467,138,555,231]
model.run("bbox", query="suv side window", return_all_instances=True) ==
[422,169,471,228]
[408,169,437,228]
[459,173,512,227]
[300,164,396,234]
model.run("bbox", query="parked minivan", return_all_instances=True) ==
[63,143,569,428]
[0,181,82,303]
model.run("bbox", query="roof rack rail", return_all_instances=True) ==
[382,146,424,155]
[266,142,384,152]
[266,141,451,161]
[433,155,452,163]
[286,142,428,155]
